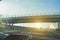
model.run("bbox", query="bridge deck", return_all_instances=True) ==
[3,15,60,23]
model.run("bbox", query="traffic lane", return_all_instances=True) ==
[3,35,30,40]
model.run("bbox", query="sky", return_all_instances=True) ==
[0,0,60,17]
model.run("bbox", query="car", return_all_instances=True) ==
[3,34,30,40]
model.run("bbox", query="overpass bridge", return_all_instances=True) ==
[1,15,60,33]
[2,15,60,26]
[3,15,60,22]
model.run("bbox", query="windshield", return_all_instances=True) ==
[0,0,60,40]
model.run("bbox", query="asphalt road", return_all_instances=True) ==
[0,32,60,40]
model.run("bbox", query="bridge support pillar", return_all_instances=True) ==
[57,22,60,29]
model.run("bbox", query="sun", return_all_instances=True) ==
[32,22,42,28]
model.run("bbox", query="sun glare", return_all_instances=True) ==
[14,22,58,29]
[34,22,42,28]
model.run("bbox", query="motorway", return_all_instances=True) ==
[30,32,60,40]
